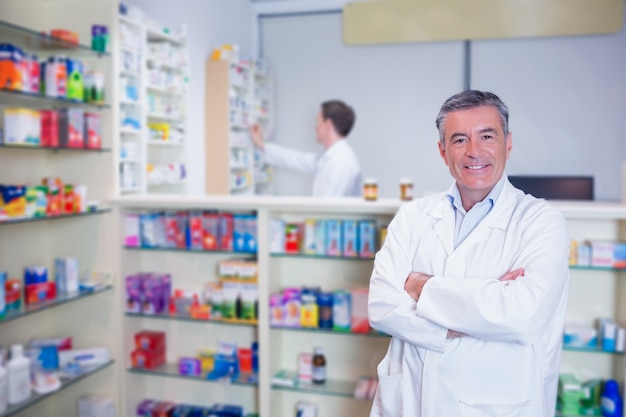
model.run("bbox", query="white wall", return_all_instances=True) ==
[260,7,626,201]
[261,12,464,197]
[123,0,256,194]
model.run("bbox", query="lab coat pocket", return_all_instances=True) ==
[458,400,533,417]
[376,356,403,416]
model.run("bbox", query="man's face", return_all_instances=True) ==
[438,105,512,208]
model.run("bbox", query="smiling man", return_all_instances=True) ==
[368,90,570,417]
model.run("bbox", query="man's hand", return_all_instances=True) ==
[499,267,525,282]
[447,330,466,339]
[249,124,265,150]
[404,271,432,301]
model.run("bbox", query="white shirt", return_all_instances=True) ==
[447,175,506,248]
[264,139,362,197]
[369,179,570,417]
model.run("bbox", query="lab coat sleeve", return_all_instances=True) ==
[264,143,317,174]
[369,203,449,352]
[415,207,569,345]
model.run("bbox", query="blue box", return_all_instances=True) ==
[332,290,351,331]
[314,219,326,255]
[358,220,377,258]
[342,220,358,257]
[325,220,342,256]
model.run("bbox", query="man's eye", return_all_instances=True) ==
[453,138,466,144]
[482,135,494,140]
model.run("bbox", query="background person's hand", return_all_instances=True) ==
[249,124,265,150]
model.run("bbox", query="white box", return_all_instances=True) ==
[55,257,79,294]
[59,347,110,368]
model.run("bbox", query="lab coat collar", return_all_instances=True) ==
[431,176,517,255]
[319,139,349,162]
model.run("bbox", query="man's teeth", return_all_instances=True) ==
[467,165,487,170]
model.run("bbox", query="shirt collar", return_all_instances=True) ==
[446,175,506,214]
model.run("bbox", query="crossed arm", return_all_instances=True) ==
[403,268,525,339]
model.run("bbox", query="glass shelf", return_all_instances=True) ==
[128,363,257,387]
[569,265,626,272]
[562,345,623,355]
[0,208,111,226]
[0,360,114,417]
[271,253,374,261]
[271,326,388,338]
[271,371,361,399]
[0,19,109,58]
[126,311,258,328]
[124,246,254,256]
[1,285,112,324]
[0,88,110,110]
[0,143,111,153]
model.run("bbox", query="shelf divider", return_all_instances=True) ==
[1,286,113,324]
[0,360,114,417]
[128,363,258,387]
[0,208,111,226]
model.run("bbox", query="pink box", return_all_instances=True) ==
[350,288,369,333]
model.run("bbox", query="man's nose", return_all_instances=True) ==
[465,137,482,157]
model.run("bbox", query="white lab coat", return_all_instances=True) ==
[264,139,362,196]
[369,179,569,417]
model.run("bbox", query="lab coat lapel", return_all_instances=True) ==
[431,198,455,257]
[456,180,517,249]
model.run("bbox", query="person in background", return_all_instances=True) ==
[368,90,569,416]
[250,100,362,197]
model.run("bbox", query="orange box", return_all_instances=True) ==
[49,29,79,45]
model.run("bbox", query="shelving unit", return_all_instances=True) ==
[116,13,146,194]
[119,207,260,416]
[0,5,121,415]
[143,21,188,194]
[205,59,273,195]
[111,196,626,417]
[115,12,189,195]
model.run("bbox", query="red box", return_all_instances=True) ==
[165,211,187,249]
[188,211,203,250]
[152,401,176,417]
[84,112,101,149]
[131,346,165,370]
[5,279,21,308]
[40,110,59,147]
[202,212,219,250]
[59,108,84,148]
[134,330,166,351]
[25,281,57,305]
[218,212,233,250]
[238,347,253,373]
[285,223,302,253]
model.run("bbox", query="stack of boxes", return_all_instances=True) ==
[131,330,166,370]
[270,286,369,333]
[271,218,379,259]
[125,273,171,315]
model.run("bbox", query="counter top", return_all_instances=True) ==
[109,195,626,219]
